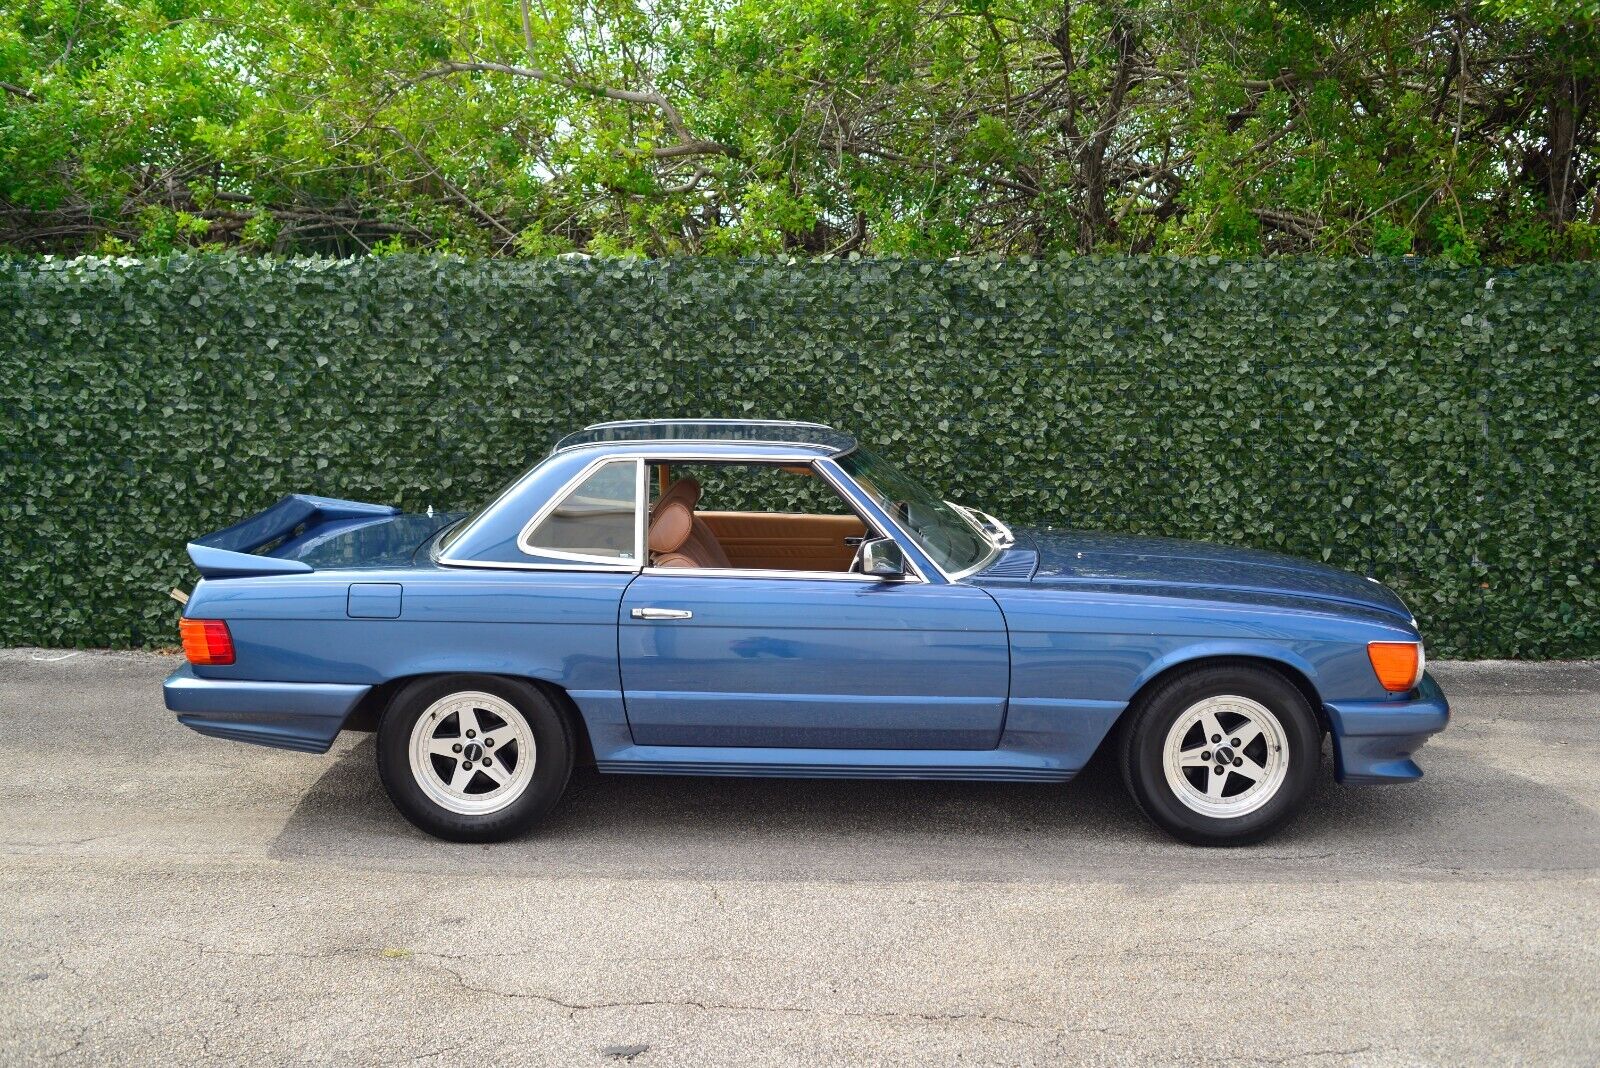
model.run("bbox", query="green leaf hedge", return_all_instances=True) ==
[3,255,1596,657]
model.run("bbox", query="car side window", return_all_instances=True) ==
[523,460,638,561]
[645,461,875,574]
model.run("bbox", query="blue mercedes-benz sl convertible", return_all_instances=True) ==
[165,419,1448,845]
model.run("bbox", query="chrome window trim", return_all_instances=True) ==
[825,459,994,583]
[946,501,1016,551]
[554,437,845,457]
[438,445,948,582]
[558,446,844,468]
[635,457,649,569]
[580,418,833,431]
[636,446,830,463]
[640,565,923,585]
[554,419,852,456]
[514,456,645,566]
[976,508,1016,547]
[632,451,932,583]
[810,460,938,584]
[942,500,1006,564]
[947,544,1003,583]
[436,445,832,564]
[813,458,951,584]
[437,557,640,574]
[942,506,1003,579]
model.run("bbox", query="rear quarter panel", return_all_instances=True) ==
[185,567,633,747]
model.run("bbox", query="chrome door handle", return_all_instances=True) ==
[631,607,693,620]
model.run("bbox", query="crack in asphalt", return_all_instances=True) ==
[1218,1044,1377,1064]
[411,952,1053,1032]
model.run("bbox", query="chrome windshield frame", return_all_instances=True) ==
[831,452,999,581]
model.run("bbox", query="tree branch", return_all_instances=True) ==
[410,61,733,160]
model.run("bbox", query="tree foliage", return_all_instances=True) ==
[2,0,1599,261]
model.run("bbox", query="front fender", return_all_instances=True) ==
[1127,640,1327,701]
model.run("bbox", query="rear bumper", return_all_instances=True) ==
[163,665,370,754]
[1324,671,1450,784]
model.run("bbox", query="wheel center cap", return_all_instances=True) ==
[1215,746,1234,764]
[463,742,483,762]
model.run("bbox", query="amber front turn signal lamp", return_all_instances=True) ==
[181,618,236,666]
[1367,641,1423,692]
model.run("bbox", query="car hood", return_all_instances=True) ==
[1008,527,1414,622]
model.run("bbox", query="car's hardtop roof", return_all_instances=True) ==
[554,419,856,456]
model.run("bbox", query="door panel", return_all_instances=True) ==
[619,575,1010,749]
[697,512,865,572]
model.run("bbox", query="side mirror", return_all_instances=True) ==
[860,536,908,579]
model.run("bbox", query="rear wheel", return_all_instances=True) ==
[1117,665,1320,846]
[377,675,572,842]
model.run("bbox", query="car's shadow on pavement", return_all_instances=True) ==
[267,731,1600,883]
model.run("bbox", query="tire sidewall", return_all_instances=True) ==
[377,674,573,842]
[1124,667,1320,846]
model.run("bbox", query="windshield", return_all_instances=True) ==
[839,449,996,576]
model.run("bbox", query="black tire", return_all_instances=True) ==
[376,674,573,842]
[1116,664,1320,846]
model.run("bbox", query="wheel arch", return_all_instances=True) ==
[341,671,597,767]
[1120,652,1329,734]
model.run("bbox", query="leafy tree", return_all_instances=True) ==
[2,0,1596,260]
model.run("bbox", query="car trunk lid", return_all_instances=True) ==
[186,494,458,577]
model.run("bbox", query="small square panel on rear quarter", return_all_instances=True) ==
[347,582,403,619]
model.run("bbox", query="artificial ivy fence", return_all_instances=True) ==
[3,255,1595,657]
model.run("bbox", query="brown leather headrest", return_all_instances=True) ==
[649,500,693,554]
[652,477,701,518]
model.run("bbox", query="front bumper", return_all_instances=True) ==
[164,665,370,754]
[1324,670,1450,784]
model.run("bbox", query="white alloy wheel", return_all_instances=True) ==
[407,690,537,816]
[1161,694,1290,819]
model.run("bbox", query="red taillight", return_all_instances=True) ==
[1367,641,1422,692]
[181,618,235,665]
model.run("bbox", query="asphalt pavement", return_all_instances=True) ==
[1,651,1596,1066]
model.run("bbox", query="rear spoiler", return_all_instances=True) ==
[187,494,398,578]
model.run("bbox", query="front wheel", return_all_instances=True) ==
[377,675,573,842]
[1117,665,1321,846]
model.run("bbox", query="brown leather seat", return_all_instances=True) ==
[649,499,705,567]
[652,476,701,519]
[650,478,730,568]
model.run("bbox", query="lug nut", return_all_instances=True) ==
[1234,757,1244,766]
[482,757,492,767]
[484,738,493,747]
[466,730,476,739]
[1201,750,1211,761]
[462,761,473,770]
[1231,738,1240,747]
[1211,734,1221,743]
[452,743,463,753]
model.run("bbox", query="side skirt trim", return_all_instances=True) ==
[594,747,1074,782]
